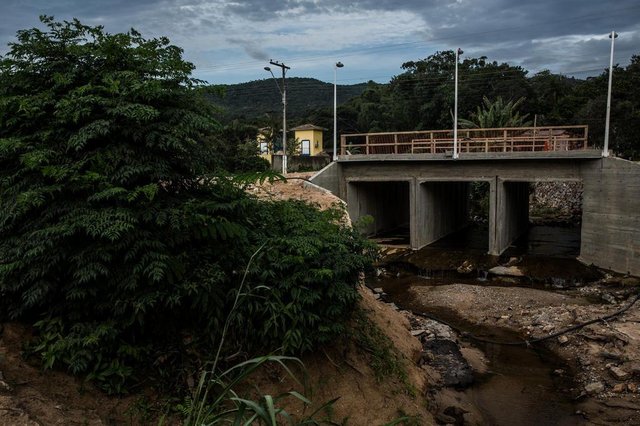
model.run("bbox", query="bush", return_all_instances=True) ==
[237,200,376,353]
[0,17,373,393]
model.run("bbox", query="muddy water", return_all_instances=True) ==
[373,223,595,425]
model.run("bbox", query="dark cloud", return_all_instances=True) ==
[1,0,638,82]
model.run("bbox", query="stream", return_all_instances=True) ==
[371,223,599,425]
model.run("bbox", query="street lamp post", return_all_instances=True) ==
[453,48,463,159]
[333,61,344,161]
[264,60,291,174]
[603,31,618,158]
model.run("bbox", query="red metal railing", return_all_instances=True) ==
[340,125,590,155]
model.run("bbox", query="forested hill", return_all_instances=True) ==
[208,77,372,119]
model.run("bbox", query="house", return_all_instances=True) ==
[290,124,327,156]
[257,127,274,163]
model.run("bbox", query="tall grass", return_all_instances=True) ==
[181,245,336,425]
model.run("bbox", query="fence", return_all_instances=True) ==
[340,125,590,155]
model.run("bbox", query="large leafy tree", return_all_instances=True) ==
[0,16,250,390]
[0,17,371,392]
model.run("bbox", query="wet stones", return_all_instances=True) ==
[421,339,474,388]
[488,265,525,277]
[585,382,605,395]
[608,365,630,381]
[0,372,12,393]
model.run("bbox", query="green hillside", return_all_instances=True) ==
[208,77,371,120]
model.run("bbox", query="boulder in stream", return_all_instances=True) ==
[488,265,525,277]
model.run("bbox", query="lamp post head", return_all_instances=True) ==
[336,61,344,68]
[609,32,618,39]
[457,48,464,55]
[264,66,271,72]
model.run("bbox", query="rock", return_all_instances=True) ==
[553,369,565,376]
[489,265,524,277]
[506,256,521,266]
[0,375,12,392]
[609,366,630,380]
[435,412,457,424]
[620,277,640,287]
[373,287,384,294]
[373,293,380,300]
[628,383,638,393]
[456,260,474,274]
[411,329,426,336]
[558,335,569,345]
[612,383,627,393]
[388,302,399,310]
[422,339,474,388]
[585,382,605,395]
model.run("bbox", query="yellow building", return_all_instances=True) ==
[257,127,273,163]
[290,124,326,156]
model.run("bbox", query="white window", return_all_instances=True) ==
[259,142,268,154]
[301,139,311,156]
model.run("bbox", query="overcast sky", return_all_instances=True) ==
[1,0,639,85]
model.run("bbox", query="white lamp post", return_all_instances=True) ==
[453,48,463,159]
[333,61,344,161]
[603,31,618,158]
[265,60,290,174]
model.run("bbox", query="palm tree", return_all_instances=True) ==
[458,96,532,128]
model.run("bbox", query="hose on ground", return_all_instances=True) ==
[409,293,640,346]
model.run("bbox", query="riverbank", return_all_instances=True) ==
[373,249,640,425]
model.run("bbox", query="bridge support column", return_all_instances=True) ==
[490,180,529,255]
[413,181,471,249]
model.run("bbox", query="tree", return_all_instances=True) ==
[458,96,532,128]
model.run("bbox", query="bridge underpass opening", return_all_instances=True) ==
[502,181,583,258]
[346,180,410,246]
[416,180,490,251]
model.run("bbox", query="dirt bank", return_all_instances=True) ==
[0,175,437,425]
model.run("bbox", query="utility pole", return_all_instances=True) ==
[603,31,618,158]
[333,61,344,161]
[453,48,463,159]
[265,60,290,174]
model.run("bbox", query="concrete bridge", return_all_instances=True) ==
[309,126,640,277]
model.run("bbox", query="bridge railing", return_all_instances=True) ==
[340,125,590,155]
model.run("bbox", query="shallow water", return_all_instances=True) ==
[372,223,595,425]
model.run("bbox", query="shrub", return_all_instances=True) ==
[0,17,373,393]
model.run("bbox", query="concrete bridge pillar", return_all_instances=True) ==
[490,180,530,255]
[413,181,471,249]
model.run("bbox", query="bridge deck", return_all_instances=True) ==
[340,125,597,157]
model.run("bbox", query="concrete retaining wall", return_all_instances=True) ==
[580,157,640,276]
[272,155,330,173]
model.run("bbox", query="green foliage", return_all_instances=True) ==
[208,78,368,121]
[458,96,532,128]
[205,119,270,173]
[0,17,373,394]
[237,201,377,353]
